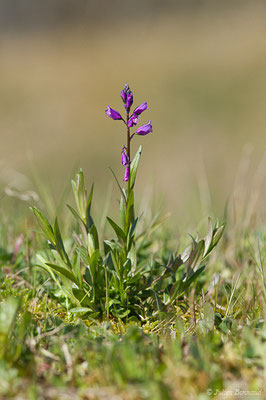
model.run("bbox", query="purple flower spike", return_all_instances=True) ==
[136,120,152,136]
[134,102,148,116]
[105,106,122,120]
[121,148,129,166]
[126,92,133,111]
[123,166,130,182]
[128,114,138,128]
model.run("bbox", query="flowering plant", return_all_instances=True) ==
[106,84,152,183]
[31,85,224,322]
[105,84,153,239]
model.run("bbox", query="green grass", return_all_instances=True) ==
[0,170,265,400]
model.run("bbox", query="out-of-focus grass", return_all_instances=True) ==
[0,4,266,227]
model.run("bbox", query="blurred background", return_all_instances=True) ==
[0,0,266,230]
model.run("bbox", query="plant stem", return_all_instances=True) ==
[126,110,131,198]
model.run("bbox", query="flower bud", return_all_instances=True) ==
[123,84,130,93]
[105,106,122,120]
[128,114,138,128]
[120,90,127,103]
[133,102,148,116]
[121,148,129,166]
[136,120,152,135]
[126,92,133,111]
[123,166,130,182]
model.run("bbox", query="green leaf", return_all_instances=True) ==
[103,252,114,275]
[89,249,99,276]
[67,204,86,228]
[45,263,79,286]
[213,223,225,246]
[72,252,82,287]
[152,255,184,286]
[69,307,91,314]
[203,217,213,257]
[111,308,130,319]
[185,240,204,275]
[86,184,94,229]
[87,183,94,208]
[109,269,120,290]
[53,217,71,267]
[203,303,215,331]
[71,180,79,214]
[85,266,93,286]
[181,244,192,263]
[129,145,142,190]
[127,218,138,252]
[104,240,121,253]
[182,265,206,290]
[203,222,225,259]
[30,207,55,245]
[106,217,126,242]
[120,193,126,230]
[89,224,99,250]
[170,265,206,301]
[191,240,205,271]
[125,189,135,232]
[87,232,95,257]
[77,245,90,265]
[72,169,87,222]
[77,170,87,220]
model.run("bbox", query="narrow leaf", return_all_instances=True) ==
[69,307,91,314]
[86,184,95,229]
[106,217,126,242]
[30,207,55,245]
[53,217,70,267]
[67,204,86,229]
[129,145,142,189]
[89,224,99,250]
[45,263,79,286]
[203,217,213,257]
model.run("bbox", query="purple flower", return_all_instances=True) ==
[120,90,127,103]
[121,148,129,166]
[105,106,122,120]
[126,92,133,111]
[136,120,152,136]
[128,114,138,127]
[123,166,130,182]
[133,102,148,116]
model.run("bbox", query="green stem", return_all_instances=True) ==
[126,111,131,199]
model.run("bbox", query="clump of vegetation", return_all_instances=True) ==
[31,85,224,322]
